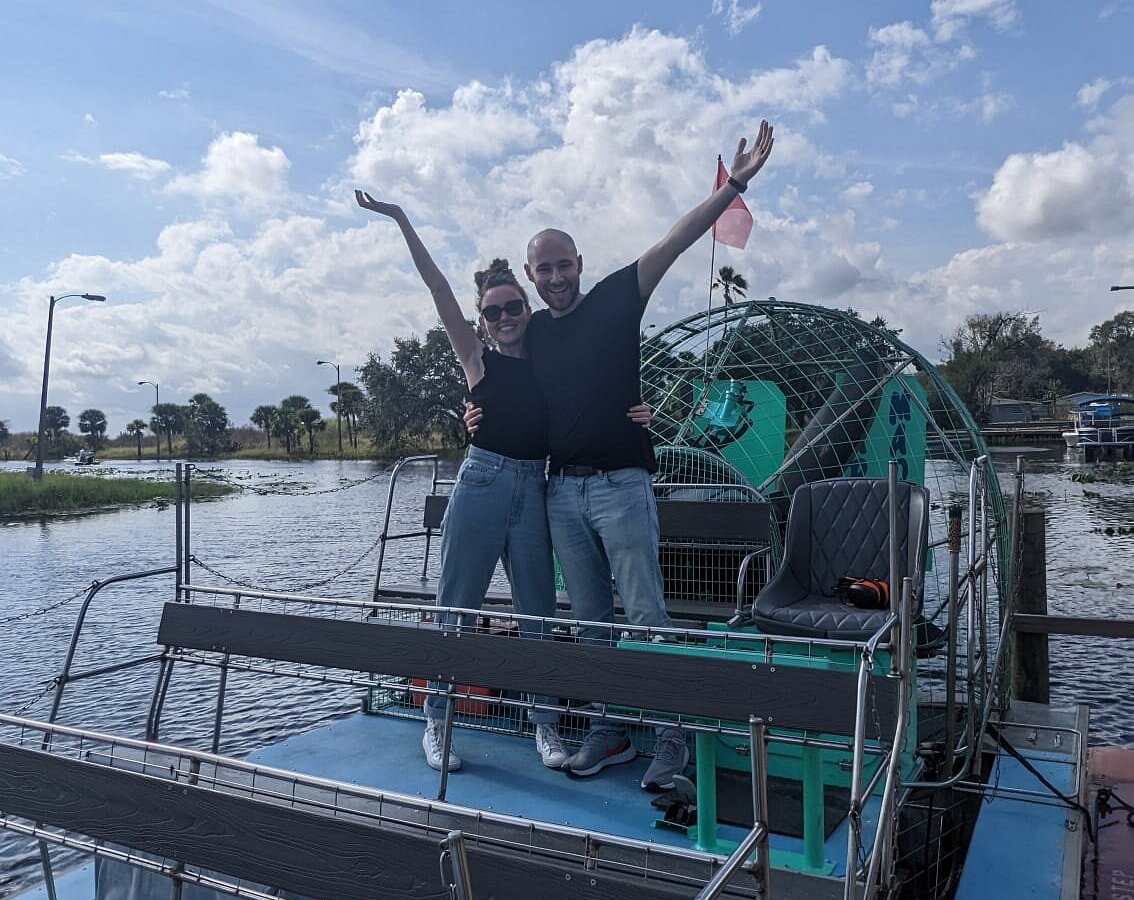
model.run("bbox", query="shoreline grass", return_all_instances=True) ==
[0,471,237,518]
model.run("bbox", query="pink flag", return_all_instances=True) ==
[712,158,753,250]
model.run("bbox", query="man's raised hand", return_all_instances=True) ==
[729,120,774,188]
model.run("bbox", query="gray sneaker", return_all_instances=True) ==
[563,728,636,777]
[422,720,462,771]
[641,729,689,791]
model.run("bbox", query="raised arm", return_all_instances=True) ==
[636,121,774,300]
[355,190,484,386]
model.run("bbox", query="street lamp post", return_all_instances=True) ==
[1110,286,1134,291]
[33,293,106,480]
[317,359,343,454]
[138,381,160,461]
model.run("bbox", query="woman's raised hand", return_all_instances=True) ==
[355,190,403,219]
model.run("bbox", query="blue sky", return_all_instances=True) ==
[2,0,1133,432]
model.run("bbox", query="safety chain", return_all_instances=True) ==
[12,676,59,716]
[1,585,90,626]
[190,531,384,593]
[196,466,393,497]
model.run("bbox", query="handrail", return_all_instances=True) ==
[372,454,440,599]
[43,566,179,731]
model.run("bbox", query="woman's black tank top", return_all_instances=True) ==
[468,348,549,460]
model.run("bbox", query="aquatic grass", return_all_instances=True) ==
[0,471,235,517]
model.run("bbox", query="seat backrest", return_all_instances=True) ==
[784,478,928,605]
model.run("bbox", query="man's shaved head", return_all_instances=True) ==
[527,228,577,262]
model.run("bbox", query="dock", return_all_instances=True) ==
[980,422,1071,446]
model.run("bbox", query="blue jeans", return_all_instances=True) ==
[547,467,672,734]
[424,446,559,726]
[546,467,671,641]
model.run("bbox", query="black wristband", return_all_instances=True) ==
[727,175,747,194]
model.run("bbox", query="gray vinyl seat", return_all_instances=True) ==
[750,478,929,641]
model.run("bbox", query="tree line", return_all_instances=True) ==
[3,302,1131,459]
[938,309,1134,423]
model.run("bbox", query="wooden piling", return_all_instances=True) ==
[1012,506,1050,703]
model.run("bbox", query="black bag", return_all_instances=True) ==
[835,576,890,609]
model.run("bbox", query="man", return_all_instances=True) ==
[471,122,775,787]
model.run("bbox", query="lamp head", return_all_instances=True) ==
[82,294,107,302]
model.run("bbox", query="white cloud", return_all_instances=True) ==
[99,152,173,180]
[1077,78,1113,109]
[167,131,291,206]
[977,137,1134,242]
[865,22,947,88]
[930,0,1018,42]
[84,113,98,127]
[0,154,25,179]
[711,0,763,37]
[841,181,874,205]
[200,0,454,90]
[158,87,191,100]
[6,27,1129,430]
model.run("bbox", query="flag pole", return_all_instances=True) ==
[699,155,723,410]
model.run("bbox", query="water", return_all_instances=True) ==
[0,450,1131,894]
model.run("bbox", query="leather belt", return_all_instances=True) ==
[558,464,606,477]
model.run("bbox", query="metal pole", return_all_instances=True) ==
[888,460,901,677]
[139,381,160,461]
[438,831,476,900]
[945,504,962,774]
[33,296,58,480]
[318,359,344,454]
[33,293,105,479]
[749,717,771,896]
[335,364,343,454]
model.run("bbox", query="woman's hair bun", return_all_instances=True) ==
[474,258,520,298]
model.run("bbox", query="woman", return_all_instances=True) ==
[355,191,651,773]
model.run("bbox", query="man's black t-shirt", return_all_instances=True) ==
[524,262,656,473]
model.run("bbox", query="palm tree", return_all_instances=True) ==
[44,406,69,457]
[125,419,148,461]
[0,419,9,461]
[251,405,278,449]
[298,406,325,454]
[328,382,365,448]
[712,266,749,306]
[78,408,108,450]
[151,403,185,459]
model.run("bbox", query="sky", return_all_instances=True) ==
[2,0,1133,433]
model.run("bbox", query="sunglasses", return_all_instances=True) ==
[480,298,527,322]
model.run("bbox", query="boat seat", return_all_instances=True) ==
[750,477,930,643]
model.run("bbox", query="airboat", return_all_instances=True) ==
[2,300,1129,900]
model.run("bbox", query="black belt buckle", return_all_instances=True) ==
[561,465,600,477]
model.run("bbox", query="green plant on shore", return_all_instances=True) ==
[0,471,235,518]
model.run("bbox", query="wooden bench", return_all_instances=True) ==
[376,495,775,625]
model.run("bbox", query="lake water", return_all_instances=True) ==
[0,449,1131,895]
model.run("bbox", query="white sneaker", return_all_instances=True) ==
[423,720,462,771]
[535,723,569,768]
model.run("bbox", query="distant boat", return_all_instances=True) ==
[74,449,99,466]
[1062,394,1134,459]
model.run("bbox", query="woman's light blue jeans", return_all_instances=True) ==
[424,446,559,726]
